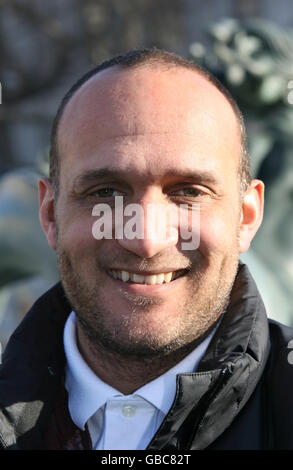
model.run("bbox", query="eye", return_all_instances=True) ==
[171,187,206,198]
[91,187,123,198]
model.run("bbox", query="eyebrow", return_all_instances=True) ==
[73,167,220,191]
[73,169,129,191]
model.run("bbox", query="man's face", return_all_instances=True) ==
[53,65,242,358]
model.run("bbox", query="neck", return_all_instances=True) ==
[75,320,214,395]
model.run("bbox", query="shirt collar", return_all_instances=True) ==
[134,332,215,415]
[64,311,217,430]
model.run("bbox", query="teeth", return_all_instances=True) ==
[156,273,165,284]
[145,275,157,285]
[112,271,119,279]
[121,270,129,282]
[110,270,182,285]
[164,272,172,283]
[131,273,144,284]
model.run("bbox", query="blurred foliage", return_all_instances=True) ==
[0,0,185,103]
[189,17,293,324]
[0,164,57,288]
[0,161,59,349]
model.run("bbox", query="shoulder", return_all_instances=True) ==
[265,319,293,449]
[268,319,293,366]
[267,319,293,382]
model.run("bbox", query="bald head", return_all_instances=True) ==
[50,49,250,196]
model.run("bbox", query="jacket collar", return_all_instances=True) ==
[0,262,270,449]
[148,262,271,449]
[0,282,71,449]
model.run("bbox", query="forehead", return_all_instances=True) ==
[57,65,241,180]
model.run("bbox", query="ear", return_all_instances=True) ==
[38,177,57,251]
[238,179,265,254]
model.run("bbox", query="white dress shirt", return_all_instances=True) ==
[64,311,217,450]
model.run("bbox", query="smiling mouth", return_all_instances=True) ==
[108,269,187,285]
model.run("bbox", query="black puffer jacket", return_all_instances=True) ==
[0,263,293,450]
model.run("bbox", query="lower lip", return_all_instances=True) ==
[107,272,186,295]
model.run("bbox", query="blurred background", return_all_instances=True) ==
[0,0,293,350]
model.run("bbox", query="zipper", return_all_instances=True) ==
[175,365,233,450]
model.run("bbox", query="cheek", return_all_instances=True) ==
[56,206,100,257]
[198,210,240,258]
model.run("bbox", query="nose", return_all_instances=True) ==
[116,200,179,258]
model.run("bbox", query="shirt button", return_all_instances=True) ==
[122,405,136,418]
